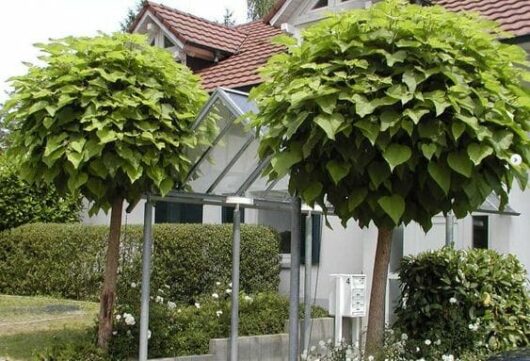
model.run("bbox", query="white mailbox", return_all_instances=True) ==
[329,274,366,345]
[329,274,367,318]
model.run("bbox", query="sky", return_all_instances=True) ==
[0,0,248,103]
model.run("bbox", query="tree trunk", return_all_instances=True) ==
[365,227,394,358]
[97,196,124,351]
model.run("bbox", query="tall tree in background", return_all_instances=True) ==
[121,0,147,32]
[3,33,214,351]
[247,0,275,20]
[251,0,530,355]
[223,8,236,26]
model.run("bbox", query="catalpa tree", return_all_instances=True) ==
[251,0,530,353]
[3,33,213,350]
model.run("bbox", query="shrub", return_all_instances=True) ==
[0,223,280,301]
[394,247,530,359]
[109,282,328,359]
[0,154,81,232]
[36,341,110,361]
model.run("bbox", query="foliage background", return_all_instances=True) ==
[0,223,281,301]
[0,155,81,232]
[394,247,530,358]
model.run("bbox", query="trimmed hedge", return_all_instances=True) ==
[0,223,280,302]
[0,155,81,232]
[394,247,530,359]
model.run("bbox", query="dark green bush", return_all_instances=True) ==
[0,223,280,302]
[394,247,530,359]
[109,283,328,359]
[36,341,110,361]
[0,155,81,231]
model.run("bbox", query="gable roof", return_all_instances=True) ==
[198,21,284,91]
[266,0,530,38]
[132,2,246,54]
[435,0,530,38]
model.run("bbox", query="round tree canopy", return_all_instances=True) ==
[3,33,214,213]
[251,0,530,230]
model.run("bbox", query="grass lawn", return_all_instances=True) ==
[0,294,98,360]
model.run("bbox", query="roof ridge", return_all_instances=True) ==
[147,1,242,33]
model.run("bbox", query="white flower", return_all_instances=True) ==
[449,297,458,304]
[243,295,253,302]
[123,313,136,326]
[435,339,442,346]
[177,308,182,313]
[112,331,118,335]
[226,289,232,294]
[510,154,522,166]
[319,340,326,347]
[164,284,170,289]
[212,293,219,299]
[417,359,426,361]
[216,282,221,286]
[167,301,177,310]
[301,350,308,360]
[401,333,408,341]
[229,282,233,287]
[216,310,223,317]
[424,339,432,346]
[130,282,137,288]
[195,302,201,309]
[310,346,316,352]
[368,356,374,361]
[469,323,479,331]
[148,330,152,339]
[155,296,164,304]
[115,314,122,321]
[442,355,455,361]
[416,347,420,352]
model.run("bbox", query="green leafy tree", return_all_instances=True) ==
[247,0,275,20]
[120,0,147,32]
[2,33,212,350]
[222,8,236,26]
[250,0,530,353]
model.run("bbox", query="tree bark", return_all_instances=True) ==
[97,196,124,351]
[365,227,394,358]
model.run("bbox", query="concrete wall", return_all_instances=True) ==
[151,318,334,361]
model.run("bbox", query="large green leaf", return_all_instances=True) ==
[467,143,493,165]
[378,195,405,225]
[447,151,473,177]
[326,160,351,185]
[383,144,412,171]
[271,148,303,178]
[314,113,344,140]
[428,162,451,194]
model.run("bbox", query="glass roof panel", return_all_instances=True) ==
[182,88,519,216]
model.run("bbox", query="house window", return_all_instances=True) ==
[155,202,203,223]
[472,216,489,249]
[312,0,329,9]
[163,35,174,48]
[222,206,245,224]
[260,209,322,265]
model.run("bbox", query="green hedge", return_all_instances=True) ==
[0,155,81,232]
[394,247,530,359]
[0,223,280,302]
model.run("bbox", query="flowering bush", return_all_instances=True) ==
[394,247,530,359]
[107,282,328,359]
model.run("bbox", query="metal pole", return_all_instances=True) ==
[303,212,312,353]
[445,211,454,247]
[229,205,241,361]
[139,197,154,361]
[289,197,302,361]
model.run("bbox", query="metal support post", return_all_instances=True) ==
[139,197,154,361]
[303,212,312,353]
[289,197,302,361]
[445,211,454,247]
[229,205,241,361]
[334,277,343,345]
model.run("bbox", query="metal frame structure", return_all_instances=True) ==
[136,88,518,361]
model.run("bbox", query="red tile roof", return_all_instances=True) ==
[139,2,247,54]
[198,21,284,90]
[437,0,530,38]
